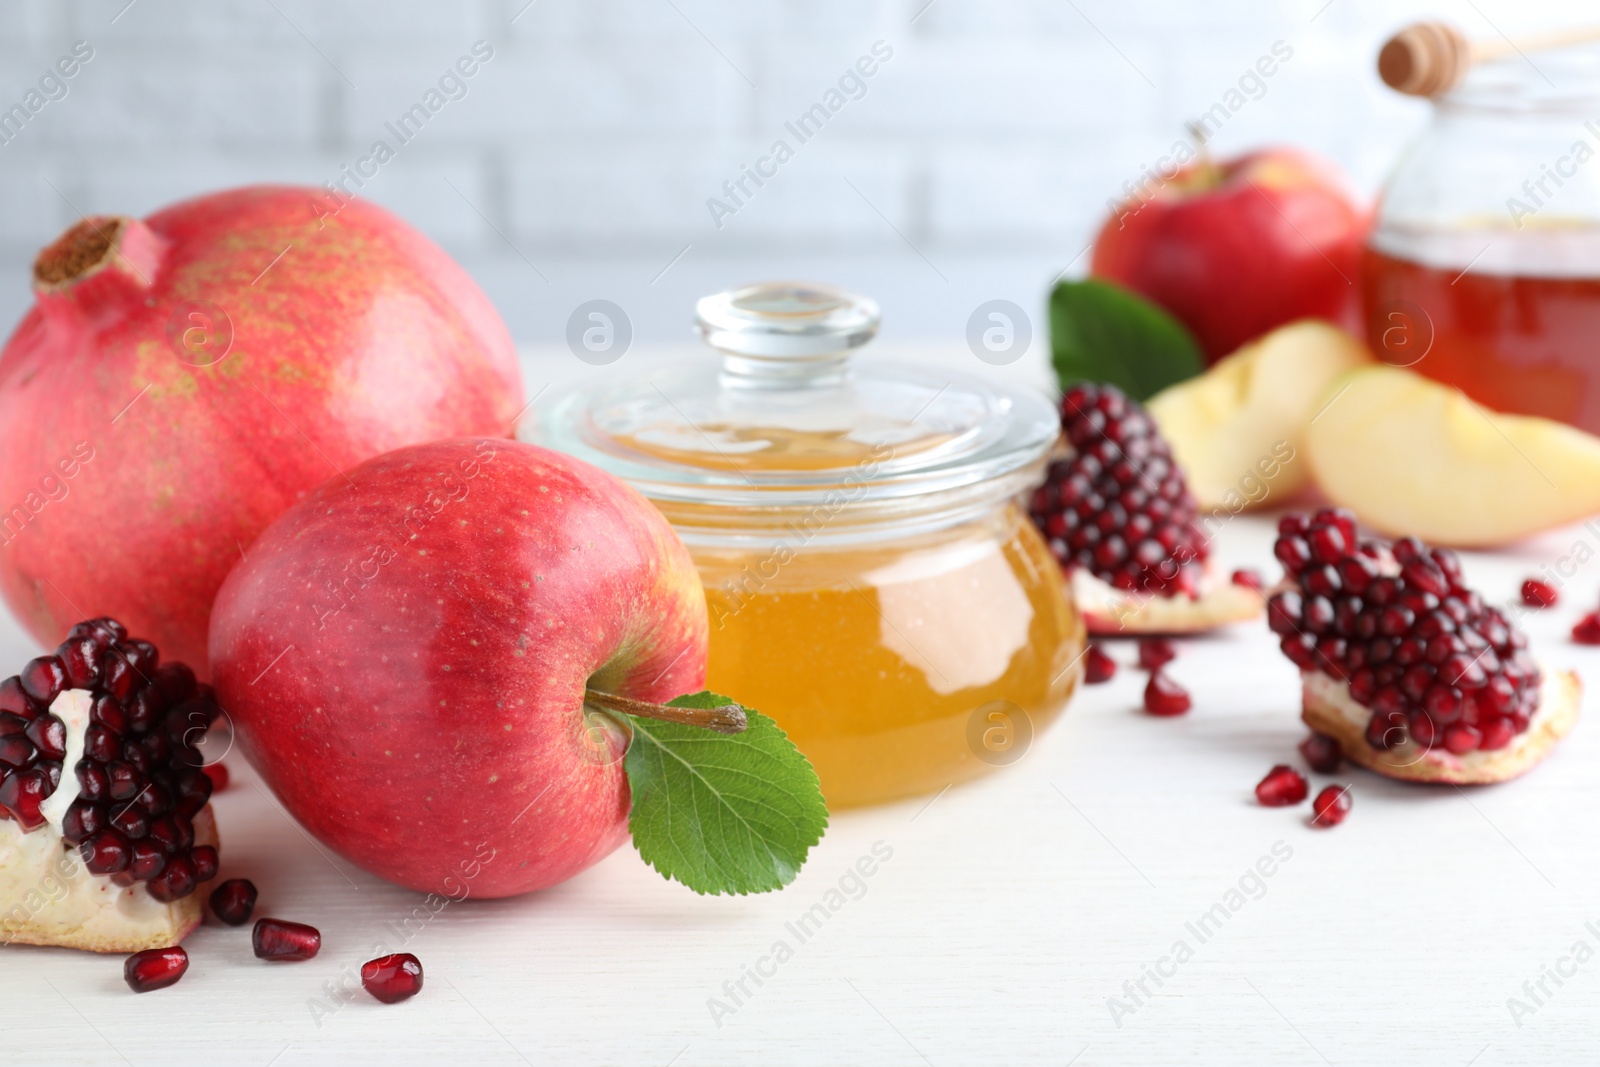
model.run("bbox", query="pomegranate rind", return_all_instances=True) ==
[1301,671,1580,785]
[0,805,218,954]
[1076,568,1264,635]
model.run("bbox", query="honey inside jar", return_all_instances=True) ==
[529,282,1080,808]
[694,502,1080,808]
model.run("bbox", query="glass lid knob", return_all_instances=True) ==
[695,281,880,385]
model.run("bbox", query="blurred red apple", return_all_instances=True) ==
[1091,148,1367,362]
[208,437,709,898]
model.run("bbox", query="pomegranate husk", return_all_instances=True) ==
[0,187,522,675]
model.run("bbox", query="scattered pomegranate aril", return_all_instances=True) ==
[1573,612,1600,646]
[254,918,322,961]
[1310,785,1352,827]
[1230,568,1263,591]
[362,953,425,1004]
[1298,732,1342,773]
[124,947,188,993]
[210,878,258,926]
[1142,673,1191,716]
[1255,765,1309,807]
[1520,578,1558,608]
[1084,644,1116,685]
[1028,382,1209,597]
[1137,638,1177,671]
[202,761,230,792]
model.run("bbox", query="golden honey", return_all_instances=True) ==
[693,503,1083,808]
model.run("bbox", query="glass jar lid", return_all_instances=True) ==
[527,282,1059,518]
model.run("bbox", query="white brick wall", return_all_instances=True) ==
[0,0,1594,345]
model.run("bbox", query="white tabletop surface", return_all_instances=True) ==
[6,348,1600,1065]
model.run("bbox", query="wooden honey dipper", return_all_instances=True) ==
[1378,20,1600,97]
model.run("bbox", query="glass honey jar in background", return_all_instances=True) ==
[1364,45,1600,433]
[529,282,1083,808]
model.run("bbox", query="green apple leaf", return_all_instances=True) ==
[622,691,827,896]
[1050,278,1204,400]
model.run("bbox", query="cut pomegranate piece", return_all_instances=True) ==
[1137,638,1176,671]
[1084,645,1116,685]
[0,617,222,954]
[1298,733,1342,774]
[254,918,322,961]
[123,947,189,993]
[1030,383,1263,635]
[209,879,258,926]
[1520,578,1558,608]
[1142,673,1191,716]
[1255,765,1308,807]
[1273,510,1578,785]
[1309,785,1352,827]
[362,953,425,1004]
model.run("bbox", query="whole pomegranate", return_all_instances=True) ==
[0,187,522,674]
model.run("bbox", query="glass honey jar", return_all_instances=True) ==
[529,282,1083,808]
[1364,43,1600,432]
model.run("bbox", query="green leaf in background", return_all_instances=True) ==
[1049,278,1204,401]
[623,691,828,896]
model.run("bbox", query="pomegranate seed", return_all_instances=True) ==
[1443,724,1482,755]
[1573,612,1600,645]
[254,918,322,961]
[18,655,67,704]
[148,855,198,902]
[202,761,230,792]
[81,830,132,874]
[1310,785,1352,827]
[1480,718,1515,751]
[1142,672,1191,716]
[210,878,258,926]
[1255,765,1308,807]
[1084,644,1116,685]
[1298,732,1342,773]
[362,953,425,1004]
[124,947,188,993]
[1231,568,1263,591]
[1520,578,1558,608]
[1137,638,1176,671]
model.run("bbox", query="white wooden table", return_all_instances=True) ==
[3,510,1598,1066]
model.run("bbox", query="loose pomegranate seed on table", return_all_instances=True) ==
[1028,383,1210,597]
[1268,509,1541,755]
[210,878,258,926]
[1084,644,1116,685]
[1255,765,1308,807]
[1310,785,1352,827]
[1298,733,1342,773]
[1520,578,1558,608]
[124,947,188,993]
[254,918,322,961]
[202,761,230,792]
[1573,612,1600,645]
[1231,568,1264,591]
[1142,672,1191,716]
[362,953,425,1004]
[1137,638,1176,671]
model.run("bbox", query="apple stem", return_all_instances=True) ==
[583,689,748,735]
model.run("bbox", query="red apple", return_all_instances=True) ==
[1090,148,1367,362]
[207,437,708,898]
[0,187,522,676]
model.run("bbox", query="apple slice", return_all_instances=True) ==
[1074,566,1263,635]
[1148,320,1370,510]
[1306,365,1600,546]
[1302,670,1580,785]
